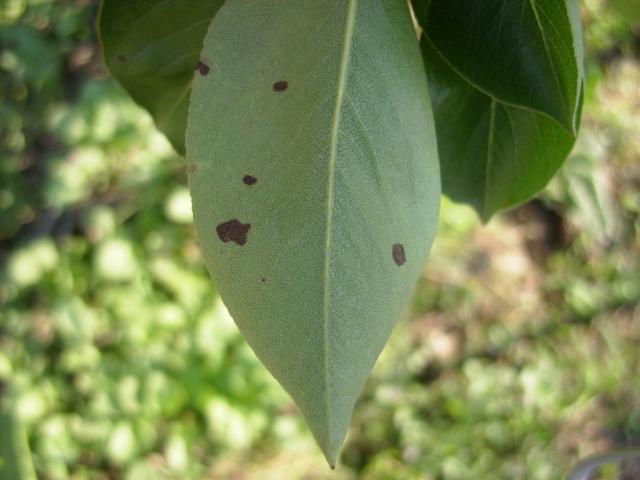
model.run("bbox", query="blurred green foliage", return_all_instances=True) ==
[1,0,639,479]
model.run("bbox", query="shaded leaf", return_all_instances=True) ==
[99,0,225,154]
[413,0,584,133]
[420,37,576,220]
[413,0,584,220]
[187,0,440,465]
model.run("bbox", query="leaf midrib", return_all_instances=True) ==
[322,0,358,455]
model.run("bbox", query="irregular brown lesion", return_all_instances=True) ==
[196,60,210,76]
[242,175,257,185]
[272,80,288,92]
[392,243,406,266]
[216,219,251,246]
[187,163,197,174]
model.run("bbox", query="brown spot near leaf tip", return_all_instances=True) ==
[216,219,251,246]
[273,80,288,92]
[392,243,406,266]
[243,175,257,185]
[196,60,210,76]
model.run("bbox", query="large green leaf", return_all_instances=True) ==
[99,0,225,154]
[413,0,584,134]
[420,37,576,220]
[414,0,583,220]
[187,0,440,465]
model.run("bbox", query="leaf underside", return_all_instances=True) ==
[99,0,225,154]
[414,0,584,220]
[187,0,440,465]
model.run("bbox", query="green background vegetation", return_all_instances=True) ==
[1,0,639,478]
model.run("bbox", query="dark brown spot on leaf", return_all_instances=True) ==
[392,243,406,266]
[187,163,197,174]
[216,219,251,246]
[243,175,257,185]
[196,60,210,76]
[261,277,266,283]
[273,80,288,92]
[117,54,127,63]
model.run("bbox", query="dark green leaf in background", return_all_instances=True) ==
[421,38,576,220]
[187,0,440,465]
[413,0,584,220]
[99,0,225,154]
[414,0,584,133]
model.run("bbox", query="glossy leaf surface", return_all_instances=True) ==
[421,38,576,220]
[99,0,224,154]
[187,0,440,465]
[414,0,583,220]
[414,0,584,133]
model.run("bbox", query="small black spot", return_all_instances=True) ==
[196,60,210,76]
[216,219,251,246]
[273,80,288,92]
[243,175,257,185]
[392,243,406,266]
[117,54,127,63]
[261,277,266,283]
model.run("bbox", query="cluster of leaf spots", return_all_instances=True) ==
[101,0,585,468]
[213,174,259,246]
[208,74,284,249]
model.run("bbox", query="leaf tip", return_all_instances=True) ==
[321,447,341,472]
[309,422,346,471]
[479,209,494,225]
